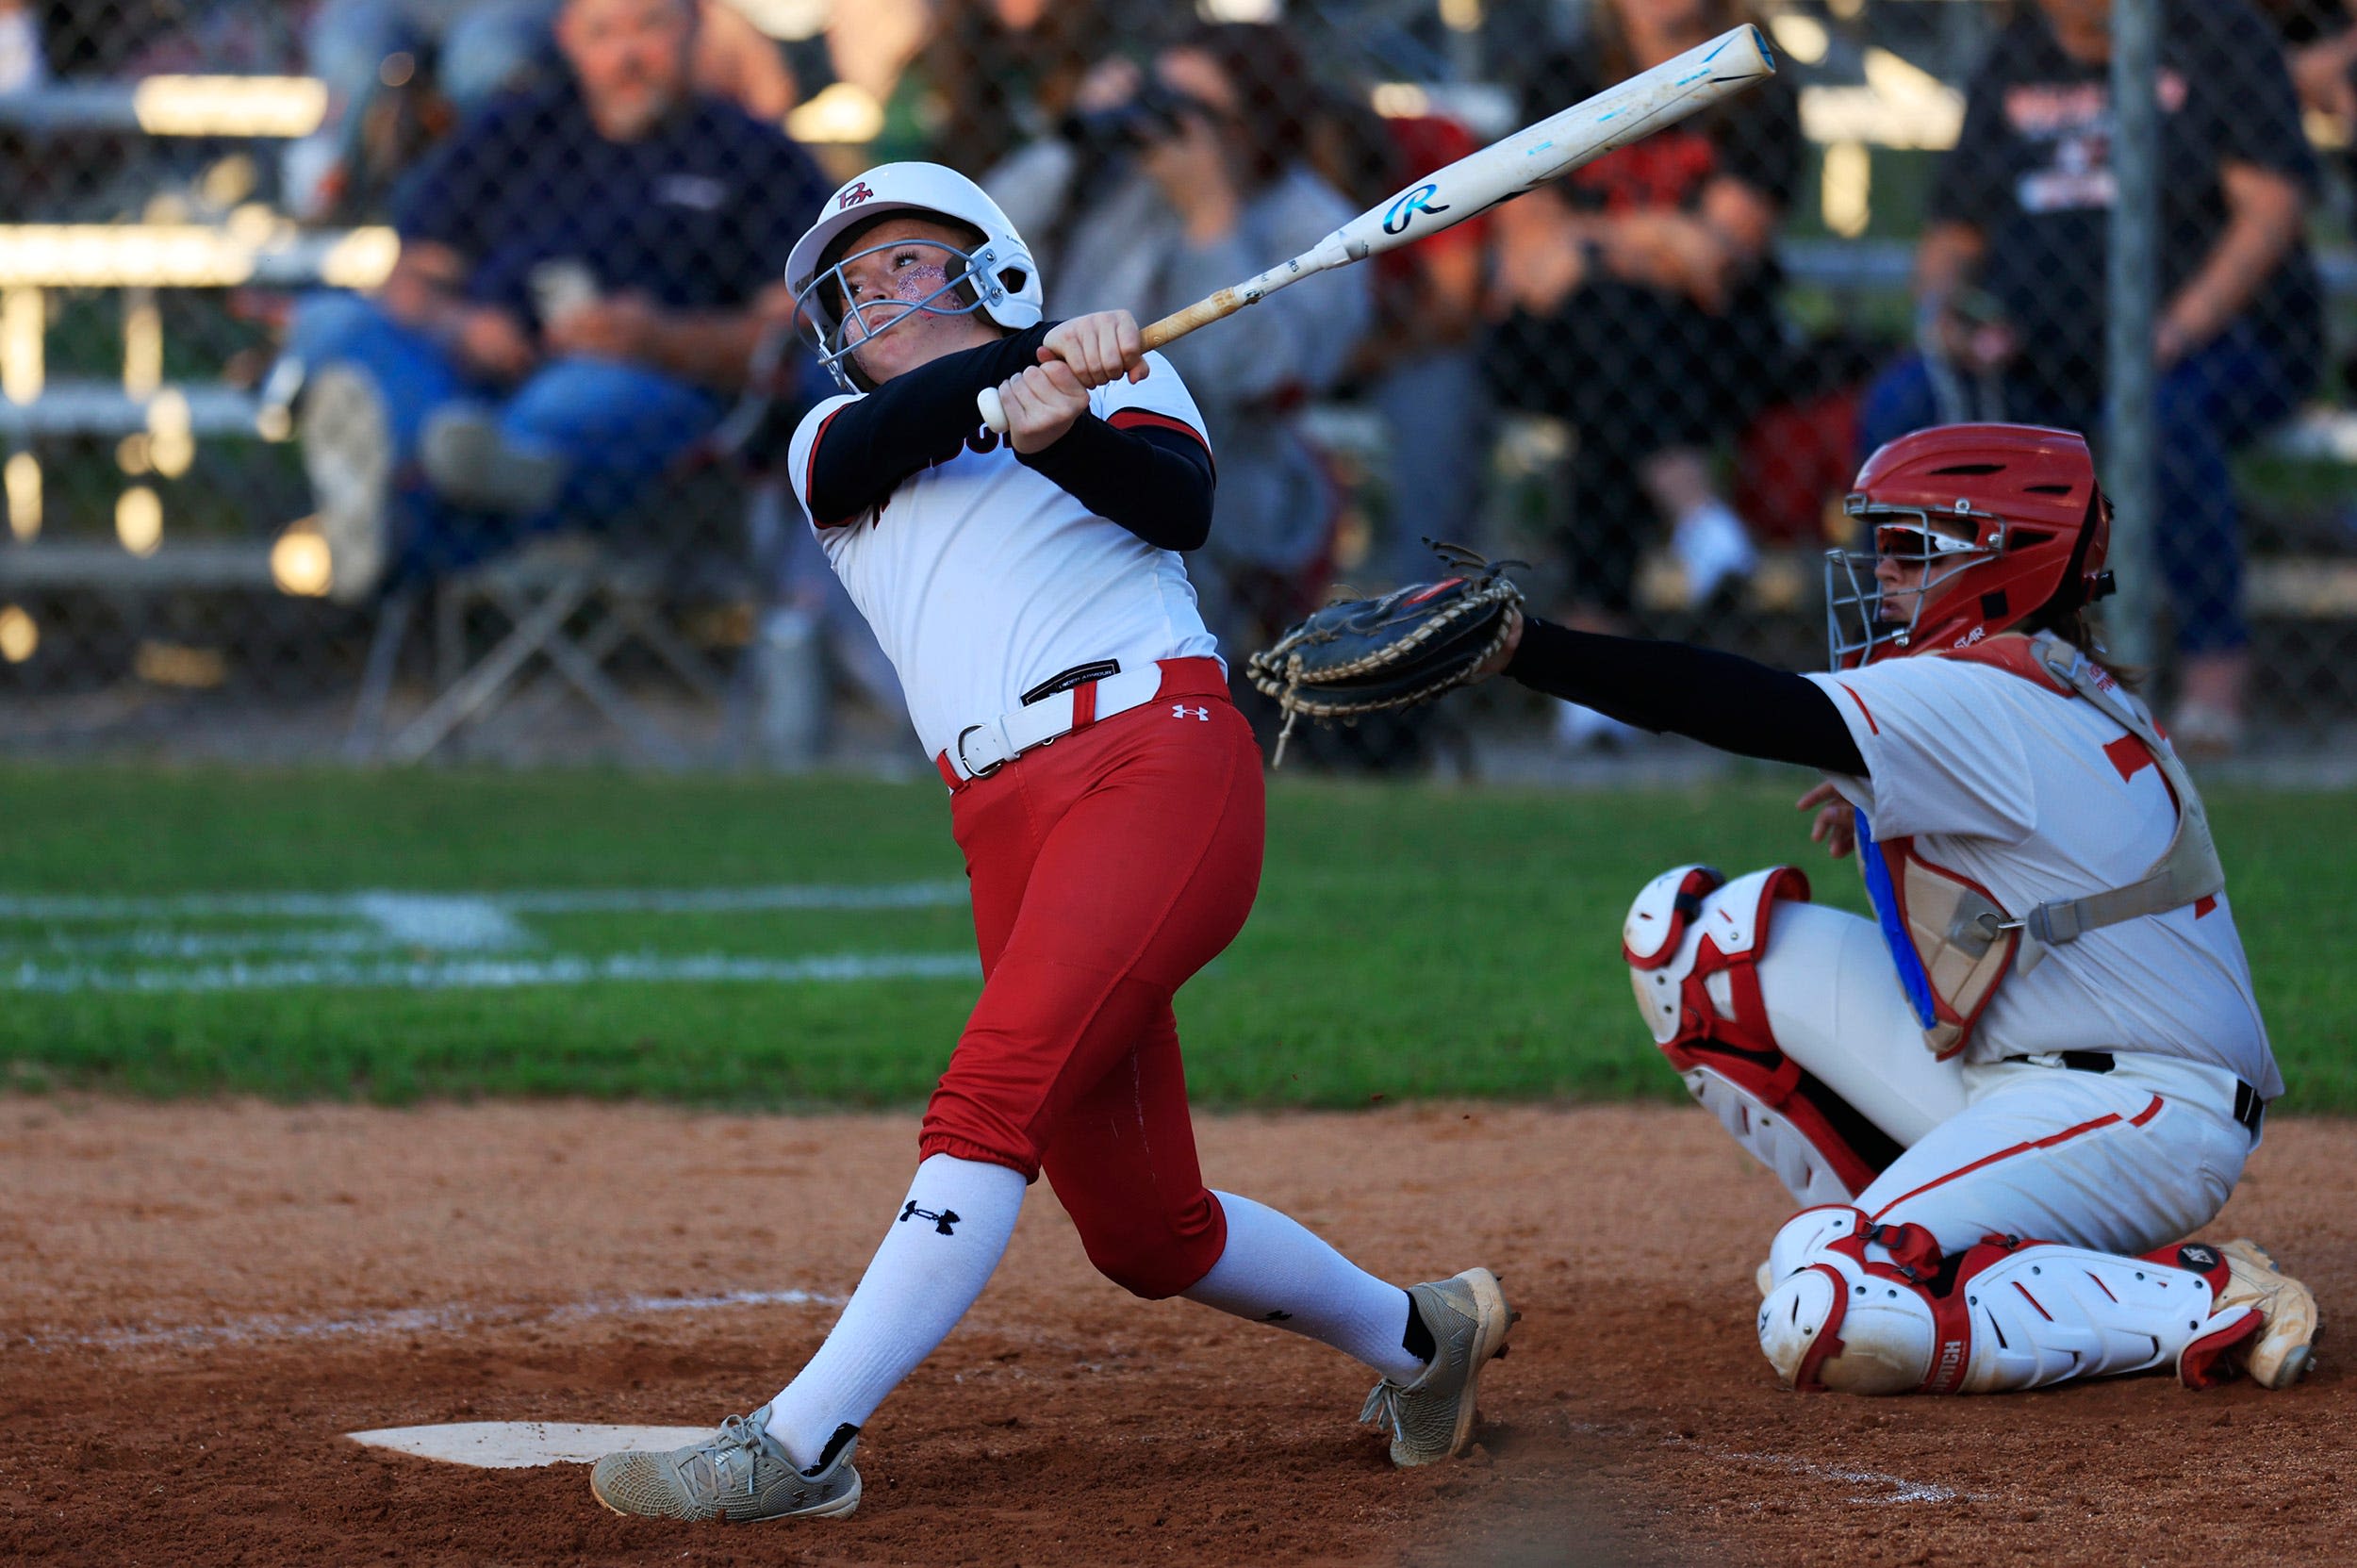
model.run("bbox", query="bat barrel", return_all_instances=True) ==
[981,25,1774,435]
[1345,23,1775,256]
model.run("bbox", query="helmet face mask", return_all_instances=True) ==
[794,230,1001,393]
[1822,424,2114,670]
[1824,499,2006,668]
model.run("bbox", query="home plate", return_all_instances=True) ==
[349,1422,713,1468]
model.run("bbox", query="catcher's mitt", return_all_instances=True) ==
[1247,541,1523,766]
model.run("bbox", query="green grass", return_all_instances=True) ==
[0,765,2349,1111]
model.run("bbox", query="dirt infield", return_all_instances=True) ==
[4,1098,2350,1566]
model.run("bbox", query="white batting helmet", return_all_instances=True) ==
[786,162,1045,391]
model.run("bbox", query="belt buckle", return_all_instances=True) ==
[955,724,1006,779]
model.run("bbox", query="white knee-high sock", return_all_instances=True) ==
[763,1154,1026,1469]
[1180,1191,1426,1382]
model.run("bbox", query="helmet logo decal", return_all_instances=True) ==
[838,181,876,209]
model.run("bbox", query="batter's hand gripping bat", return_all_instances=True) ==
[978,23,1777,434]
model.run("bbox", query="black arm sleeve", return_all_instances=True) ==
[792,323,1053,522]
[1017,416,1214,551]
[1506,618,1868,774]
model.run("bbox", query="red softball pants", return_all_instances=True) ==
[919,658,1261,1300]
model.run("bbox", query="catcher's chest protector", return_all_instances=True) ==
[1858,633,2226,1062]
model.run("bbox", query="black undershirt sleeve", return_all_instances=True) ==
[1506,618,1869,775]
[1017,415,1213,551]
[788,322,1213,548]
[795,323,1053,523]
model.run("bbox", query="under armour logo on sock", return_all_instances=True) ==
[1171,703,1210,721]
[898,1200,961,1235]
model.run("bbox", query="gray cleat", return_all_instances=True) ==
[1360,1267,1516,1467]
[589,1406,861,1523]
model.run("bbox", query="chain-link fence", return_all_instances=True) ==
[1,0,2351,769]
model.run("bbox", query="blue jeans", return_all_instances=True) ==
[291,291,721,578]
[1856,323,2307,655]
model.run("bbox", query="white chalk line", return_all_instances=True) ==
[24,1286,848,1354]
[1663,1435,1986,1506]
[2,949,980,994]
[0,927,430,960]
[0,882,967,922]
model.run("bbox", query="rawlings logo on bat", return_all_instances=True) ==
[1382,182,1450,236]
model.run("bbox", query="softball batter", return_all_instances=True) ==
[1484,423,2317,1396]
[589,163,1512,1524]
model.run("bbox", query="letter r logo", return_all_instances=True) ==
[1382,182,1451,236]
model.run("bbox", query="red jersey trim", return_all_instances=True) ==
[1108,408,1212,456]
[1834,682,1879,736]
[804,405,854,529]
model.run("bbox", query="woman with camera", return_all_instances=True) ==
[985,20,1372,654]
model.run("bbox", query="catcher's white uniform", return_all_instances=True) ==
[1628,643,2292,1395]
[1795,649,2268,1246]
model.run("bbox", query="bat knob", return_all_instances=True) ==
[977,386,1009,435]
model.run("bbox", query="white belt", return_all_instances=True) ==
[949,664,1167,781]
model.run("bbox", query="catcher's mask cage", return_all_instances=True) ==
[1822,498,2005,669]
[785,163,1045,394]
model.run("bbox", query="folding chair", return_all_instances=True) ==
[339,322,830,766]
[343,461,757,767]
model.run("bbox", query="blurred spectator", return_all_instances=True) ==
[906,0,1113,177]
[986,20,1373,652]
[284,0,559,222]
[2266,0,2357,137]
[0,0,45,91]
[288,0,830,602]
[1856,0,2322,754]
[1485,0,1798,747]
[284,0,795,223]
[1319,94,1495,588]
[693,0,797,122]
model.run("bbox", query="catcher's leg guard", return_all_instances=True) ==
[1626,866,1903,1205]
[1755,1208,2283,1395]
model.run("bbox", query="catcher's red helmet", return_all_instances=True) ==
[1826,423,2115,668]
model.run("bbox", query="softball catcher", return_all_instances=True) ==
[587,163,1513,1526]
[1276,422,2317,1398]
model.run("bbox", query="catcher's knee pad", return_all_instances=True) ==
[1758,1208,2243,1395]
[1625,866,1899,1205]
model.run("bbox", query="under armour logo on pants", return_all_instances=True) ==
[899,1200,961,1235]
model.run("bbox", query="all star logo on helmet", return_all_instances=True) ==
[898,1200,961,1235]
[838,181,876,210]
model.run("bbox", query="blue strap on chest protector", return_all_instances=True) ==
[1855,805,1939,1031]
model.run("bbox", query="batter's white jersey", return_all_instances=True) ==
[1805,655,2278,1097]
[787,351,1220,763]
